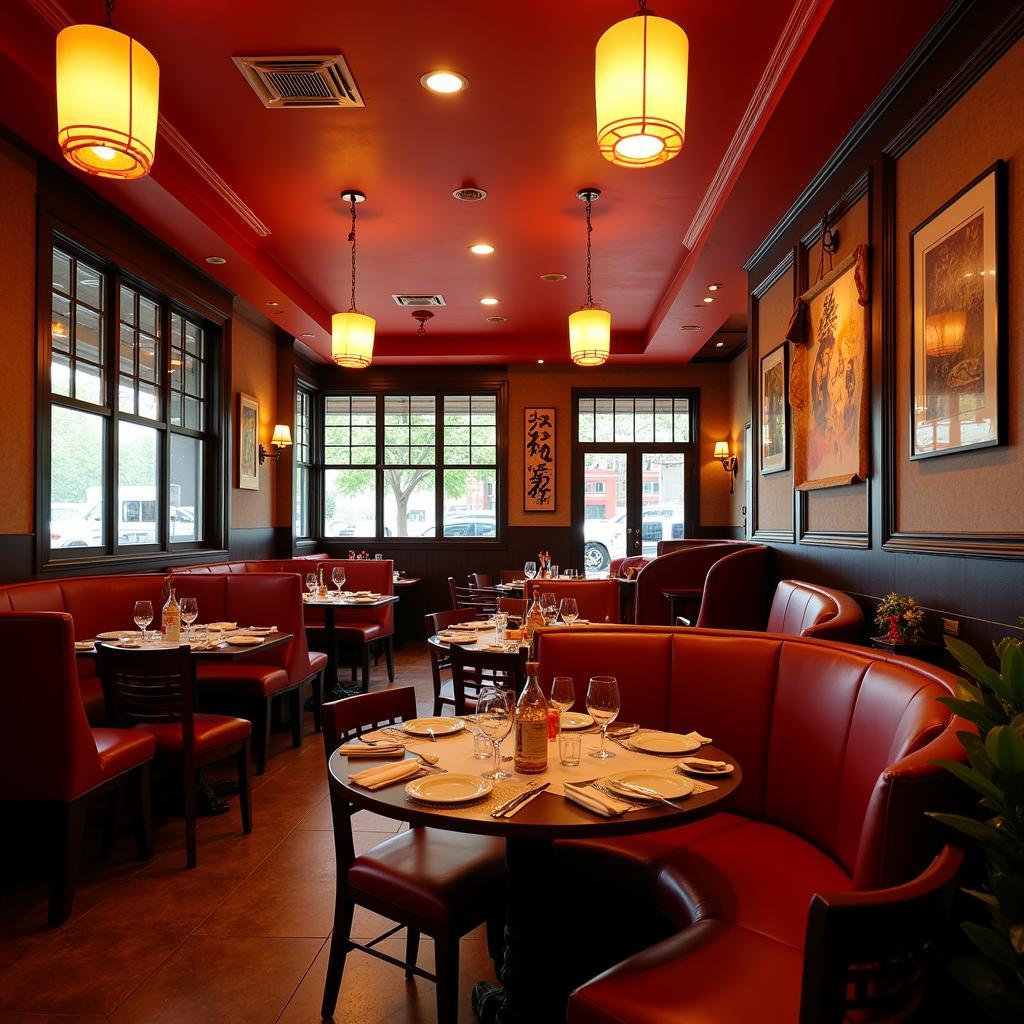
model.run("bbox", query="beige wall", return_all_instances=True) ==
[507,362,736,530]
[0,136,38,535]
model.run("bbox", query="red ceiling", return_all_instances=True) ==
[0,0,951,364]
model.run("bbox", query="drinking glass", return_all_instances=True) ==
[523,561,537,580]
[492,611,508,642]
[586,675,620,759]
[180,597,198,641]
[331,566,346,594]
[540,592,559,625]
[476,687,514,780]
[133,600,153,643]
[464,715,492,760]
[374,553,383,560]
[305,573,318,597]
[550,675,575,715]
[549,564,560,579]
[559,731,583,767]
[559,597,579,625]
[191,624,209,649]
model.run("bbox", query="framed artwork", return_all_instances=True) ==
[910,161,1006,460]
[790,245,870,490]
[760,343,788,475]
[238,393,259,490]
[523,407,556,512]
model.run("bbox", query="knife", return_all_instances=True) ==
[490,782,544,818]
[501,783,550,818]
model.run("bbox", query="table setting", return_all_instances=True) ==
[75,622,283,653]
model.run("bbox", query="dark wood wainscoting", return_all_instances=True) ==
[226,527,279,562]
[0,535,33,584]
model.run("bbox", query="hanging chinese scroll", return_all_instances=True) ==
[524,407,556,512]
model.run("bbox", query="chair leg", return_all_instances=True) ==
[405,927,420,981]
[360,645,371,694]
[48,797,88,927]
[237,739,253,834]
[289,686,303,749]
[254,697,272,775]
[184,760,197,869]
[312,672,323,733]
[320,893,355,1019]
[130,763,154,861]
[383,637,395,684]
[434,933,461,1024]
[97,785,121,860]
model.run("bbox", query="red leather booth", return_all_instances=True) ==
[767,579,864,642]
[523,579,621,623]
[532,625,970,1023]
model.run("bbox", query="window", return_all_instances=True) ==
[45,241,219,562]
[577,396,691,443]
[321,391,500,540]
[294,386,313,537]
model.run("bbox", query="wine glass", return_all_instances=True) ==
[523,561,537,580]
[477,687,514,780]
[559,597,579,626]
[540,592,559,625]
[180,597,198,642]
[586,675,620,759]
[133,600,153,642]
[550,676,575,718]
[331,566,346,595]
[305,573,318,598]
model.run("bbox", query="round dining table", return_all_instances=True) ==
[327,730,741,1023]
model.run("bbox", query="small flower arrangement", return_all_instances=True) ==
[346,549,371,560]
[874,592,926,643]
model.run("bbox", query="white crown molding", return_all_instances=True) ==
[681,0,829,251]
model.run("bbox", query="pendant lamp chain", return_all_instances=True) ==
[347,196,358,312]
[584,194,594,309]
[105,0,115,27]
[636,0,649,14]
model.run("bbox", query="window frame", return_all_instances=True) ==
[294,383,315,541]
[36,224,229,574]
[314,384,507,547]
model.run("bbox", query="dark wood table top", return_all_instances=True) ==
[78,631,293,659]
[394,577,421,587]
[327,745,741,841]
[302,594,399,608]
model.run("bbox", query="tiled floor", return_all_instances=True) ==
[0,644,499,1023]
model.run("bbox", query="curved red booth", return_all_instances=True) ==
[767,579,864,642]
[523,579,621,623]
[532,625,970,1023]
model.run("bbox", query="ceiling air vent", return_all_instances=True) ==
[233,54,364,109]
[392,294,446,307]
[452,186,487,202]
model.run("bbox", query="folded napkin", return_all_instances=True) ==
[683,731,713,745]
[454,621,491,630]
[207,621,237,631]
[339,742,405,759]
[679,756,728,770]
[350,759,424,790]
[74,640,95,650]
[563,783,631,817]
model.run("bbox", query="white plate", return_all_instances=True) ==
[405,773,492,805]
[247,626,276,634]
[403,717,466,737]
[438,632,478,645]
[630,731,701,755]
[605,769,694,800]
[453,621,494,630]
[559,711,594,730]
[227,635,264,646]
[97,630,136,640]
[677,757,735,776]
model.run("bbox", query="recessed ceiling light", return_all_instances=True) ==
[301,332,314,338]
[205,256,227,265]
[266,300,279,307]
[272,310,285,315]
[452,186,487,202]
[480,297,499,306]
[540,273,567,282]
[707,282,722,291]
[715,342,725,348]
[679,325,699,331]
[537,359,545,364]
[703,296,714,303]
[469,243,495,256]
[486,315,507,324]
[421,70,468,95]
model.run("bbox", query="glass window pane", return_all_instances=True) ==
[74,363,103,405]
[384,426,408,447]
[117,422,159,545]
[138,382,159,420]
[170,392,183,427]
[443,469,496,536]
[655,398,674,441]
[50,406,104,549]
[138,335,158,382]
[635,398,654,442]
[119,376,135,413]
[383,469,435,538]
[53,250,72,295]
[295,465,309,536]
[446,446,470,465]
[444,424,471,447]
[76,262,103,309]
[51,294,71,352]
[119,324,135,373]
[51,353,71,396]
[471,445,496,465]
[184,397,201,431]
[324,469,376,537]
[139,296,159,336]
[351,426,375,446]
[120,285,136,325]
[75,306,103,363]
[350,446,375,466]
[471,425,496,447]
[170,434,203,542]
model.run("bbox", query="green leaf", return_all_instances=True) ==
[947,955,1006,996]
[954,679,985,704]
[928,812,1016,856]
[948,637,1017,703]
[934,758,1007,812]
[938,696,1003,731]
[1010,924,1024,957]
[986,725,1024,775]
[962,922,1020,971]
[963,886,998,910]
[958,731,994,776]
[1000,640,1024,707]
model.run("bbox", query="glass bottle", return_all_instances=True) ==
[514,661,549,774]
[523,593,546,649]
[317,564,329,599]
[161,576,181,644]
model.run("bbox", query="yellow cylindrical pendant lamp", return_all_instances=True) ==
[569,308,611,366]
[595,12,688,168]
[56,24,159,180]
[332,311,376,369]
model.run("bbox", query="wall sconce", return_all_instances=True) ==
[259,425,293,464]
[714,441,738,493]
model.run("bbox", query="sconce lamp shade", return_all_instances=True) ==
[271,425,293,448]
[924,311,967,357]
[595,13,688,168]
[568,308,611,366]
[332,311,375,369]
[56,24,159,180]
[714,441,731,460]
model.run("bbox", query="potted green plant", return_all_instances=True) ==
[929,626,1024,1021]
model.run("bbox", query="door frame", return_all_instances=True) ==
[571,388,701,570]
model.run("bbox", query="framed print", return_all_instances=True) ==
[523,407,556,512]
[238,393,259,490]
[910,161,1006,459]
[790,245,870,490]
[760,343,788,475]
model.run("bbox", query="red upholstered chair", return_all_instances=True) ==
[655,539,737,556]
[767,579,864,643]
[497,597,526,620]
[685,545,771,631]
[97,643,252,869]
[0,612,155,925]
[523,579,621,623]
[608,555,649,580]
[320,687,505,1023]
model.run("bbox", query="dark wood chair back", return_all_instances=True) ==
[453,584,502,615]
[448,644,528,716]
[470,572,494,588]
[799,845,964,1023]
[500,569,522,584]
[425,609,471,715]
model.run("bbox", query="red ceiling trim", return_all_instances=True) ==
[27,0,69,31]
